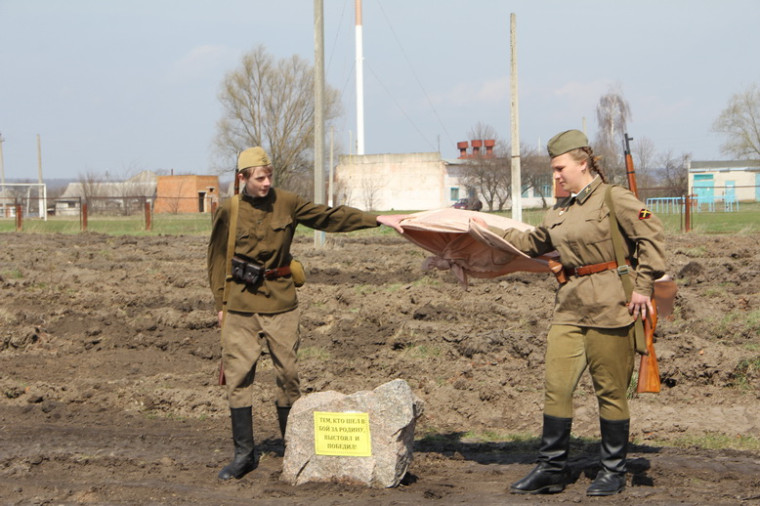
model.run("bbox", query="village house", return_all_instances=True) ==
[154,174,220,214]
[688,160,760,210]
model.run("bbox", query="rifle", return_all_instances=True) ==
[623,133,665,394]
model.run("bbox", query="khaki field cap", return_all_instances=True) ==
[237,147,271,172]
[547,129,589,158]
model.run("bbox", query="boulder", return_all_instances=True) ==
[281,379,424,488]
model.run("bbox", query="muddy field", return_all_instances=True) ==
[1,229,759,505]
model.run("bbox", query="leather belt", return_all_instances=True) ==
[264,265,292,280]
[566,259,631,277]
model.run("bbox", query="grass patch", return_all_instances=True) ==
[5,202,760,236]
[647,432,760,452]
[1,268,24,279]
[681,245,708,257]
[703,286,728,298]
[0,308,18,325]
[416,428,535,447]
[731,355,760,389]
[297,346,331,362]
[711,310,760,340]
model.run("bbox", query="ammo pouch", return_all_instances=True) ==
[290,259,305,287]
[231,255,263,286]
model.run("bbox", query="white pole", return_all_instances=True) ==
[0,132,5,189]
[329,126,334,206]
[355,0,365,155]
[0,132,5,217]
[314,0,326,246]
[37,134,47,221]
[510,13,522,222]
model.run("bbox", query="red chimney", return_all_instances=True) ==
[457,141,469,159]
[471,139,482,157]
[484,139,495,158]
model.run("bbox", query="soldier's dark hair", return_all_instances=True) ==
[568,146,607,183]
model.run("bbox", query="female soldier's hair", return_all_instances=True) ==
[238,165,273,179]
[568,146,607,183]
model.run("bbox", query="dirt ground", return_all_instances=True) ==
[1,229,760,505]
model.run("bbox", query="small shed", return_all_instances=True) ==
[154,175,220,214]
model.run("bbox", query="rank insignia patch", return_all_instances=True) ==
[638,209,652,220]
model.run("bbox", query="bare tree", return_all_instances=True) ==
[78,171,103,210]
[712,83,760,159]
[655,150,690,197]
[360,174,383,211]
[163,178,187,215]
[632,136,657,191]
[594,84,631,184]
[214,45,342,193]
[115,165,150,216]
[460,123,511,210]
[520,144,552,209]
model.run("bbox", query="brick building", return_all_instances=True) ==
[154,175,220,214]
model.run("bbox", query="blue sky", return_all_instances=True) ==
[1,0,759,180]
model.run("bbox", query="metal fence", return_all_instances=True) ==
[1,195,216,233]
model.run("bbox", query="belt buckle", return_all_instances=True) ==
[616,264,630,276]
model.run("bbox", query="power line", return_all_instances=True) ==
[365,62,437,151]
[325,0,350,74]
[374,0,456,149]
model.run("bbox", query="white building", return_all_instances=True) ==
[688,160,760,207]
[56,171,157,216]
[335,151,551,212]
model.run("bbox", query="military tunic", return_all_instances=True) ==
[208,188,379,315]
[207,187,379,408]
[496,176,666,327]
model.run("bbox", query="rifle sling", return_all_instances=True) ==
[605,186,647,354]
[220,193,241,327]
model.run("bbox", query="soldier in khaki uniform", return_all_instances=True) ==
[478,130,666,496]
[207,147,402,480]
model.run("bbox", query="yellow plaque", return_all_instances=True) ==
[313,411,372,457]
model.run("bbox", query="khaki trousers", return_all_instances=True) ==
[543,324,635,421]
[221,308,301,409]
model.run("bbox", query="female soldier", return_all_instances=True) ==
[477,130,666,496]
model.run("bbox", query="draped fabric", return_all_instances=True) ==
[395,208,556,287]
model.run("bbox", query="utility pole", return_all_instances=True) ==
[509,13,522,222]
[0,132,5,217]
[329,126,335,206]
[355,0,365,155]
[0,132,5,189]
[314,0,326,246]
[37,134,47,221]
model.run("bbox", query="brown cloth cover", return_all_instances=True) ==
[396,208,556,287]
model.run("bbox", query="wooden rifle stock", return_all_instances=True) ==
[623,132,663,393]
[636,299,661,393]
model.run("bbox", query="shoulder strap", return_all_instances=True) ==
[605,185,646,353]
[220,194,240,318]
[605,186,632,293]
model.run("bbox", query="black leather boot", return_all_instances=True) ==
[276,405,291,439]
[510,414,572,494]
[587,418,629,496]
[218,406,257,480]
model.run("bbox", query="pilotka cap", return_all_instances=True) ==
[547,129,589,158]
[237,147,271,172]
